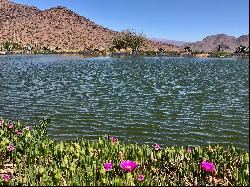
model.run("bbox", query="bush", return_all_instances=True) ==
[209,51,232,57]
[0,118,249,186]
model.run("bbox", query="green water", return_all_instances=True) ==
[0,55,249,150]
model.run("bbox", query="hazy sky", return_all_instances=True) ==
[12,0,249,42]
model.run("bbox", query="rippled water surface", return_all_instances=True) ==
[0,55,249,150]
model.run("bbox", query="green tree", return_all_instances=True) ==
[158,47,165,53]
[3,41,13,52]
[184,46,192,53]
[112,37,127,51]
[235,45,249,54]
[3,41,23,51]
[123,29,146,54]
[112,29,146,54]
[217,44,223,52]
[42,46,49,51]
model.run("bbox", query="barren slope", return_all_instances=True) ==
[184,34,249,52]
[0,0,178,51]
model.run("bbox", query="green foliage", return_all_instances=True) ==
[123,30,146,54]
[112,37,127,51]
[235,45,249,54]
[158,47,165,53]
[32,49,57,54]
[3,41,22,52]
[184,46,192,53]
[42,46,50,51]
[0,118,249,186]
[112,29,146,54]
[209,51,232,57]
[217,44,223,52]
[1,41,60,54]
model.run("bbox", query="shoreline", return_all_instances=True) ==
[0,51,249,59]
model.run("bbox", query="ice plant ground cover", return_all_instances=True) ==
[0,118,249,186]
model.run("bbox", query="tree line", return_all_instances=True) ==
[183,44,249,56]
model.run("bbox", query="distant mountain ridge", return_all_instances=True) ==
[149,38,186,47]
[0,0,179,52]
[183,34,249,52]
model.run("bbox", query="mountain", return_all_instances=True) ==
[149,38,186,47]
[0,0,179,52]
[183,34,249,52]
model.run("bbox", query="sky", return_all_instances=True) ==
[12,0,249,42]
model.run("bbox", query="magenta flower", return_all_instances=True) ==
[7,122,14,129]
[2,174,11,182]
[153,143,161,151]
[201,160,215,172]
[120,160,137,172]
[15,130,22,136]
[7,144,15,152]
[138,175,145,181]
[111,136,118,143]
[104,162,113,171]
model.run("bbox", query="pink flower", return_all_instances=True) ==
[138,175,145,181]
[103,162,112,171]
[0,118,4,126]
[7,144,15,152]
[2,174,11,182]
[15,130,22,136]
[120,160,137,172]
[7,122,14,129]
[111,136,118,143]
[201,160,215,172]
[153,143,161,151]
[187,147,192,153]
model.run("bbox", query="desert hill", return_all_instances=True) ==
[0,0,178,52]
[183,34,249,52]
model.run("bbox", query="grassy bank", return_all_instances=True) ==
[0,118,249,186]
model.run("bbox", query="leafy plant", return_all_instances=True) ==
[0,117,249,186]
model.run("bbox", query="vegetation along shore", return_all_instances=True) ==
[0,33,248,58]
[0,118,249,186]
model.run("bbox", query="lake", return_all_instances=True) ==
[0,55,249,150]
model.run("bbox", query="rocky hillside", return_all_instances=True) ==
[183,34,249,52]
[0,0,178,52]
